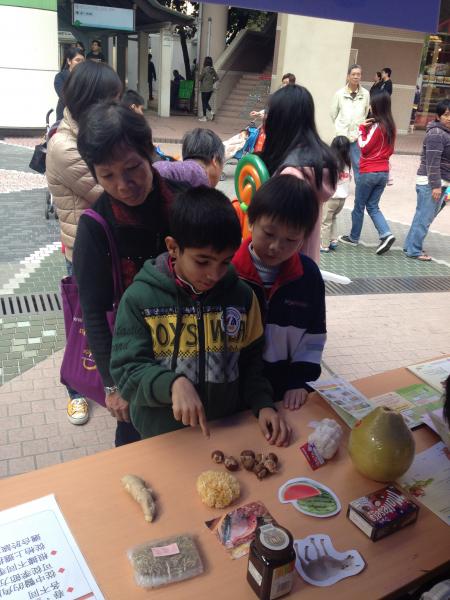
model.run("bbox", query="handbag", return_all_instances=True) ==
[29,142,47,174]
[60,209,123,406]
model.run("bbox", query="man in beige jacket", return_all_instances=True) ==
[330,64,370,182]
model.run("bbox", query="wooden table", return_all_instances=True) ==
[0,367,449,600]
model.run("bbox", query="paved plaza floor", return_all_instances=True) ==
[1,120,449,478]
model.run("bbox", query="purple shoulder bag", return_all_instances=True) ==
[60,209,123,406]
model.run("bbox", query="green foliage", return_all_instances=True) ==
[227,9,274,44]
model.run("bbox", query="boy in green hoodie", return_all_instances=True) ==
[110,186,291,445]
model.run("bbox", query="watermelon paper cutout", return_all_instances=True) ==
[278,478,341,518]
[282,483,321,502]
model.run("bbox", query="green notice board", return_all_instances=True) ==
[0,0,57,10]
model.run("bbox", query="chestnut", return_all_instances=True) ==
[241,456,255,471]
[266,452,279,464]
[211,450,224,464]
[224,456,240,471]
[240,450,255,459]
[264,458,277,474]
[256,467,269,480]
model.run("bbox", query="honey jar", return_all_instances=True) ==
[247,523,296,599]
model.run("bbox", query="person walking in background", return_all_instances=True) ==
[330,64,370,182]
[339,92,396,255]
[370,71,383,98]
[321,136,352,253]
[380,68,393,95]
[404,99,450,261]
[86,39,105,62]
[54,47,85,121]
[199,56,218,122]
[148,53,156,100]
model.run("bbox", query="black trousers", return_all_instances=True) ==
[115,420,141,447]
[201,91,213,116]
[148,79,154,100]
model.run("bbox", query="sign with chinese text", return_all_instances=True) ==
[0,495,104,600]
[72,3,134,32]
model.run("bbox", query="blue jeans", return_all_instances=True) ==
[349,141,361,183]
[349,171,390,242]
[404,185,446,257]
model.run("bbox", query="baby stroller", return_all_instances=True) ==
[221,122,263,181]
[29,108,59,219]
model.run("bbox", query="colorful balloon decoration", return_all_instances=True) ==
[234,154,269,213]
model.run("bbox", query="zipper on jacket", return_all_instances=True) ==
[196,301,206,399]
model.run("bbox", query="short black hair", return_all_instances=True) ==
[182,128,224,165]
[121,89,145,108]
[247,174,319,236]
[382,67,392,77]
[169,187,241,253]
[77,102,154,176]
[92,39,101,47]
[436,98,450,117]
[64,61,122,122]
[281,73,296,84]
[348,63,362,75]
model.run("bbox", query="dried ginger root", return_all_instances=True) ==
[121,474,156,523]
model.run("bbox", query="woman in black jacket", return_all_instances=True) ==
[74,102,186,446]
[54,47,85,121]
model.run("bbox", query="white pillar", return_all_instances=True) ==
[158,26,174,117]
[137,31,149,104]
[0,4,58,129]
[274,14,354,143]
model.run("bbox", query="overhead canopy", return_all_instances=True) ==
[207,0,442,33]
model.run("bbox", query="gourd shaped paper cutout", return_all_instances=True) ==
[234,154,269,239]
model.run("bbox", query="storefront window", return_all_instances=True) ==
[414,30,450,128]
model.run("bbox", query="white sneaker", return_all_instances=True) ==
[67,397,89,425]
[207,111,215,121]
[198,116,207,122]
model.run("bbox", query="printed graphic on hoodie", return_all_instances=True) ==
[143,303,261,384]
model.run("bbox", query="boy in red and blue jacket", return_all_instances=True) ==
[232,175,326,410]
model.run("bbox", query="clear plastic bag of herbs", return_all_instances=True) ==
[128,533,204,588]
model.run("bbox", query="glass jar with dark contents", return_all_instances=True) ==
[247,523,296,600]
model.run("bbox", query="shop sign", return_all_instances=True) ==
[73,3,134,32]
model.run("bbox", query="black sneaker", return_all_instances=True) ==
[376,234,395,255]
[339,235,358,246]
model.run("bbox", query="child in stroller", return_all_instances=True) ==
[221,120,265,180]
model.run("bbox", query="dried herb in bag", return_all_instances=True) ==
[128,534,204,588]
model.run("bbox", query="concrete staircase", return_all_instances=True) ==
[217,67,272,123]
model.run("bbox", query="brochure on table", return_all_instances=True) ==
[0,494,104,600]
[307,377,373,428]
[397,442,450,526]
[370,383,443,429]
[407,357,450,393]
[309,377,443,430]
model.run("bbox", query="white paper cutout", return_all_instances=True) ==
[278,477,341,518]
[295,534,365,587]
